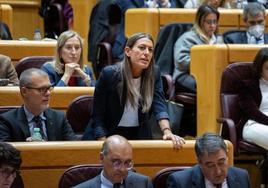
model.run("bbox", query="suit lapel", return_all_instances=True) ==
[17,107,31,138]
[192,165,206,188]
[264,33,268,44]
[226,168,240,188]
[125,175,134,188]
[44,109,55,141]
[241,32,248,44]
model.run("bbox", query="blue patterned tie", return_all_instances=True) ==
[32,116,45,140]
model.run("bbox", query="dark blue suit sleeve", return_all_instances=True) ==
[152,67,169,121]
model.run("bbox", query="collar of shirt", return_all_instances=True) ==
[101,171,113,188]
[100,171,124,188]
[23,106,46,123]
[246,32,264,44]
[204,178,228,188]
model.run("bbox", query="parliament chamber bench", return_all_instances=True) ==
[0,87,94,111]
[125,8,268,41]
[11,140,233,188]
[190,44,268,136]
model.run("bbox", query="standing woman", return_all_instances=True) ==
[173,4,221,93]
[41,30,95,86]
[239,48,268,150]
[83,32,185,149]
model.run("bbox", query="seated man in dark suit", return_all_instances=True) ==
[74,135,153,188]
[224,2,268,44]
[0,68,78,141]
[167,133,251,188]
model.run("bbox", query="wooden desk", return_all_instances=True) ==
[125,8,242,41]
[0,40,56,65]
[11,140,233,188]
[0,87,95,111]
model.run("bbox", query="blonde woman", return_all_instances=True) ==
[173,5,221,93]
[41,30,95,86]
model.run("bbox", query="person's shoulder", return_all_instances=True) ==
[101,64,121,78]
[44,108,65,117]
[0,107,20,118]
[73,175,100,188]
[228,166,249,176]
[127,171,150,180]
[169,165,199,181]
[0,54,11,64]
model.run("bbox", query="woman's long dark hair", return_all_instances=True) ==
[122,32,155,113]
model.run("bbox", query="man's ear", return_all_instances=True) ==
[100,152,104,163]
[20,87,27,97]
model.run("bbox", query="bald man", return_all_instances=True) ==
[74,135,153,188]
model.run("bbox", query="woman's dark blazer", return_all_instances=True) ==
[238,77,268,126]
[83,64,169,140]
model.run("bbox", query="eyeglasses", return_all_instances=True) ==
[105,155,134,170]
[0,168,17,178]
[204,19,218,25]
[25,85,53,94]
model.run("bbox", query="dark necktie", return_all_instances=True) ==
[214,183,222,188]
[32,116,45,140]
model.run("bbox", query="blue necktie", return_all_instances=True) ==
[32,116,45,139]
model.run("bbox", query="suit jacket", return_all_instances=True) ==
[0,54,19,85]
[238,77,268,126]
[82,64,169,140]
[41,62,95,86]
[167,165,251,188]
[73,171,153,188]
[224,30,268,44]
[0,107,78,141]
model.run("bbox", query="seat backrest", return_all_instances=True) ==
[223,30,246,44]
[15,56,53,77]
[220,62,254,139]
[93,42,113,79]
[154,22,193,75]
[66,95,93,134]
[58,164,102,188]
[152,166,189,188]
[40,0,72,39]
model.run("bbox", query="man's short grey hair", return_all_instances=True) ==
[243,2,266,21]
[19,68,49,87]
[195,133,227,159]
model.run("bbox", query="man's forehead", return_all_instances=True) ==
[200,149,227,161]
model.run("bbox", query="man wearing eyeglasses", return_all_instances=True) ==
[224,2,268,44]
[74,135,153,188]
[0,68,78,141]
[167,133,251,188]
